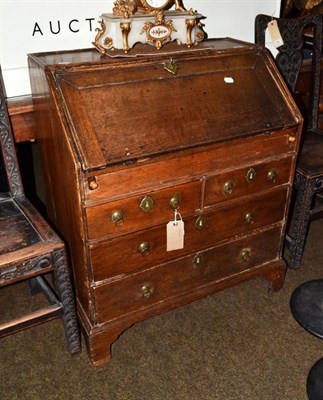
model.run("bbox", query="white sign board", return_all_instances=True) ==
[0,0,281,97]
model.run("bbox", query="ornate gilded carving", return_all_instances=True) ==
[93,0,205,53]
[53,248,81,354]
[185,16,196,47]
[113,0,137,18]
[120,21,132,52]
[104,37,114,48]
[92,20,108,54]
[174,0,186,12]
[195,22,206,42]
[141,11,177,49]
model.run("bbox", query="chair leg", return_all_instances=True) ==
[288,173,315,269]
[53,248,81,354]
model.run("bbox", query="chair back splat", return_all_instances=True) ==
[255,13,322,130]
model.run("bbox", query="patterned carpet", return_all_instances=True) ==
[1,220,323,400]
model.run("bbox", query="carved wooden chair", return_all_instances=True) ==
[255,13,323,269]
[0,66,80,354]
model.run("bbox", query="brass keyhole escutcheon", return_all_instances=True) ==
[246,168,257,183]
[111,209,124,225]
[138,242,150,256]
[140,284,154,299]
[245,212,254,224]
[192,254,204,268]
[140,195,154,213]
[195,216,206,230]
[163,60,177,75]
[267,169,277,183]
[169,194,181,210]
[223,180,234,195]
[240,248,251,263]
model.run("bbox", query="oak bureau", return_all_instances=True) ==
[28,38,303,365]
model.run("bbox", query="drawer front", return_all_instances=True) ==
[93,226,282,323]
[90,187,288,282]
[86,181,201,240]
[84,128,297,204]
[204,156,292,207]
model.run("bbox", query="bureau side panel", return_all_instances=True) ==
[28,57,92,317]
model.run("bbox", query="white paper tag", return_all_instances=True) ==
[267,20,284,48]
[166,210,185,251]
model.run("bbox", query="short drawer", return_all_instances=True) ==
[93,226,282,323]
[90,187,288,282]
[85,181,201,240]
[204,156,293,207]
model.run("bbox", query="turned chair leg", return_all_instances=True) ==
[288,173,316,269]
[53,248,81,354]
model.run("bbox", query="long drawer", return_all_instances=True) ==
[93,226,282,323]
[90,187,288,281]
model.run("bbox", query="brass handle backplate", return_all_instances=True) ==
[245,212,254,224]
[169,194,181,209]
[240,248,251,263]
[140,284,154,299]
[223,180,234,195]
[111,209,124,225]
[246,168,257,183]
[267,169,277,183]
[192,254,204,268]
[195,216,206,230]
[140,195,154,213]
[138,241,150,256]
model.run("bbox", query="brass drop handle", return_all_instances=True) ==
[223,180,234,195]
[245,212,254,224]
[140,284,154,299]
[195,216,206,230]
[192,254,204,268]
[140,195,154,213]
[240,248,251,263]
[138,242,150,256]
[267,169,277,183]
[169,194,181,209]
[246,168,257,183]
[111,209,124,225]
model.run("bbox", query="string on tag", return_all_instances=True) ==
[173,209,182,226]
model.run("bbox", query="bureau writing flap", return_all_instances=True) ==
[52,42,299,171]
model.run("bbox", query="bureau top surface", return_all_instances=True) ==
[29,38,301,172]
